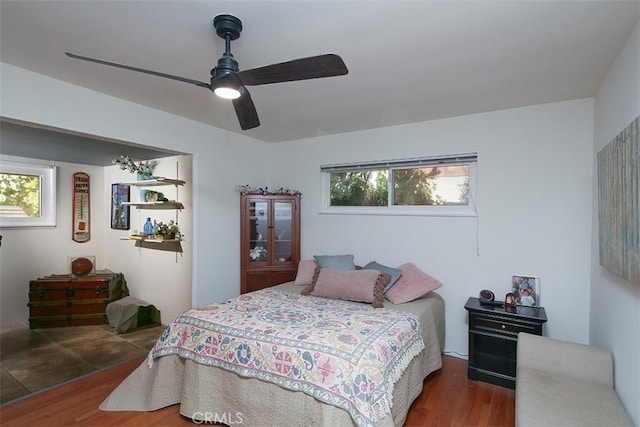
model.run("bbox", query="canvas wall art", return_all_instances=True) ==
[597,115,639,285]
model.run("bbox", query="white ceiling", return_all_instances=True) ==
[1,0,639,145]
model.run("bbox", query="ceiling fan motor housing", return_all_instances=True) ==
[212,54,239,78]
[213,14,242,40]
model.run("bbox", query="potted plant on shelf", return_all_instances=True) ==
[112,156,158,180]
[154,220,182,241]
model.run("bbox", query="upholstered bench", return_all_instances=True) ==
[515,333,632,427]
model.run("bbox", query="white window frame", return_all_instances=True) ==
[320,153,478,217]
[0,158,57,228]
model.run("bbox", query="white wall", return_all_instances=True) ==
[591,21,640,425]
[270,99,595,355]
[0,63,270,323]
[0,158,107,323]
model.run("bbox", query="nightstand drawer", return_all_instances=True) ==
[472,314,542,337]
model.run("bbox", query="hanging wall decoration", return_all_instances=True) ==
[597,115,639,285]
[72,172,90,243]
[111,183,130,230]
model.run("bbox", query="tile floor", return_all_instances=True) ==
[0,322,165,405]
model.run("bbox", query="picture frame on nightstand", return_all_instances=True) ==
[511,275,539,306]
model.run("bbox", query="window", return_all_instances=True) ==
[0,158,57,227]
[321,153,477,216]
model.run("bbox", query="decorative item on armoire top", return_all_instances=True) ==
[236,184,301,196]
[111,184,130,230]
[72,172,90,243]
[511,275,539,306]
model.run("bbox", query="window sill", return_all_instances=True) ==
[319,206,477,217]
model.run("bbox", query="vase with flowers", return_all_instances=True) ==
[112,156,158,180]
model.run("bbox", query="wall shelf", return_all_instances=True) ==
[120,236,183,252]
[121,172,185,254]
[120,178,185,187]
[136,240,183,253]
[122,201,184,210]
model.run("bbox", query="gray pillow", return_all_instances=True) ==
[364,261,402,293]
[313,254,356,270]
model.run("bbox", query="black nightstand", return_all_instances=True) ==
[464,297,547,389]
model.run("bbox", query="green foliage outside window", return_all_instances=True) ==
[0,173,40,217]
[330,170,388,206]
[393,168,440,205]
[329,165,469,207]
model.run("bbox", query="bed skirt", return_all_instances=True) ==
[101,338,441,426]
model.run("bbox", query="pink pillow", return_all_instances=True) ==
[385,263,443,304]
[294,260,317,285]
[301,268,389,308]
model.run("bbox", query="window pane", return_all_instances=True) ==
[0,172,41,218]
[393,165,470,206]
[329,170,388,206]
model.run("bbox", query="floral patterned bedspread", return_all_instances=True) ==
[149,288,425,427]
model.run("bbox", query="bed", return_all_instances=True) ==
[100,282,445,426]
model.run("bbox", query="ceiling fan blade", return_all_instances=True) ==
[236,54,348,86]
[232,88,260,130]
[65,52,211,88]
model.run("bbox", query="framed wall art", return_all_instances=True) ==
[111,184,130,230]
[511,275,539,306]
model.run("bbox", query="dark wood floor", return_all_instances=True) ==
[404,356,515,426]
[0,354,515,426]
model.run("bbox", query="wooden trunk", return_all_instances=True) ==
[28,269,128,329]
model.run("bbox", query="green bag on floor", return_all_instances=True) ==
[106,296,161,333]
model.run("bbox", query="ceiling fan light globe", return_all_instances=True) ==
[214,87,242,99]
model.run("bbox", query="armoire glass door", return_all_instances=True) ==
[249,201,269,263]
[273,201,293,263]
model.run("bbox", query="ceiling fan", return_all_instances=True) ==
[66,14,348,130]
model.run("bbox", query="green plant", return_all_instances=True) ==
[154,220,182,240]
[112,156,157,174]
